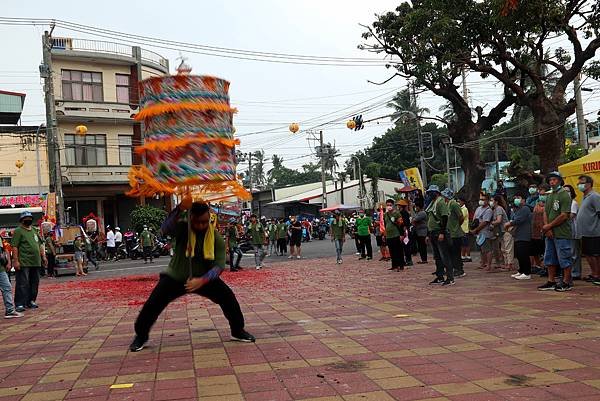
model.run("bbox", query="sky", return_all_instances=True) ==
[2,0,600,175]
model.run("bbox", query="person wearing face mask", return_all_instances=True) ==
[384,199,406,271]
[356,209,373,260]
[411,201,428,264]
[526,184,540,210]
[505,193,532,279]
[575,175,600,285]
[530,185,549,274]
[470,193,495,271]
[12,211,47,313]
[539,172,575,292]
[490,195,513,272]
[441,188,465,279]
[426,185,454,286]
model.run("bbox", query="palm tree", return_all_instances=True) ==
[323,144,341,178]
[251,150,266,189]
[267,154,284,185]
[387,89,430,124]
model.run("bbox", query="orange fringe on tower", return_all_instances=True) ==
[134,137,240,154]
[126,165,251,201]
[134,102,237,120]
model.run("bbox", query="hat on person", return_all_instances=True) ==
[115,226,120,231]
[441,188,454,199]
[397,199,409,206]
[546,171,562,181]
[19,211,33,221]
[426,184,441,193]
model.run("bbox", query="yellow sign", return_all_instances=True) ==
[46,192,56,219]
[403,168,424,192]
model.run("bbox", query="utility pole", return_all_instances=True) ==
[247,152,253,214]
[318,130,328,209]
[35,123,45,195]
[461,66,469,102]
[494,143,500,182]
[42,30,65,225]
[412,83,427,188]
[574,74,588,150]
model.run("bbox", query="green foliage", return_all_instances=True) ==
[345,120,447,182]
[365,162,382,205]
[564,144,587,163]
[267,156,332,188]
[130,205,167,234]
[430,174,449,190]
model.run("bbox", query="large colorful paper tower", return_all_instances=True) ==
[128,72,250,201]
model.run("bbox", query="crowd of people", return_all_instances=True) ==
[309,172,599,291]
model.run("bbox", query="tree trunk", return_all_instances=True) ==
[531,98,566,174]
[450,123,485,212]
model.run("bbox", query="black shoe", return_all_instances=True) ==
[429,277,444,285]
[129,336,147,352]
[442,279,455,286]
[593,279,600,286]
[455,271,467,278]
[583,275,596,282]
[27,302,38,309]
[366,257,372,261]
[406,260,413,266]
[572,276,581,281]
[231,330,256,343]
[537,281,556,291]
[15,305,25,313]
[431,271,437,275]
[230,268,239,272]
[358,257,366,260]
[95,264,100,271]
[388,266,398,271]
[555,282,573,292]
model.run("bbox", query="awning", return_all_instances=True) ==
[319,204,361,212]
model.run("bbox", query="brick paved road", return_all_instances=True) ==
[0,256,599,401]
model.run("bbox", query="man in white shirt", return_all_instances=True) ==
[106,226,116,261]
[114,227,123,253]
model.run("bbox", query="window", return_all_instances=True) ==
[115,74,131,103]
[64,134,107,166]
[118,135,133,165]
[62,70,103,101]
[0,177,11,187]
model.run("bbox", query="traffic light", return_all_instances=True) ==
[352,115,364,131]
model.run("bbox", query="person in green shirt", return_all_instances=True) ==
[276,219,288,256]
[140,226,156,264]
[442,188,465,278]
[426,185,454,286]
[539,171,575,292]
[226,218,242,271]
[267,220,278,256]
[356,209,373,260]
[13,211,47,312]
[384,198,406,271]
[130,199,255,352]
[330,211,348,264]
[247,214,266,270]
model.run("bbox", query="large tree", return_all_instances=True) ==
[460,0,600,172]
[362,0,519,208]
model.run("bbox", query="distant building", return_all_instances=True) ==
[0,90,50,228]
[46,36,170,228]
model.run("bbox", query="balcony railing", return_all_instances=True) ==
[51,37,169,70]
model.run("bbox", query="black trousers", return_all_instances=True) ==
[277,238,287,254]
[430,232,453,280]
[86,250,98,268]
[135,274,245,340]
[14,267,40,307]
[515,241,532,275]
[416,236,428,262]
[143,246,153,262]
[404,234,413,264]
[450,237,464,274]
[47,254,56,277]
[229,246,243,269]
[358,235,373,258]
[387,236,405,269]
